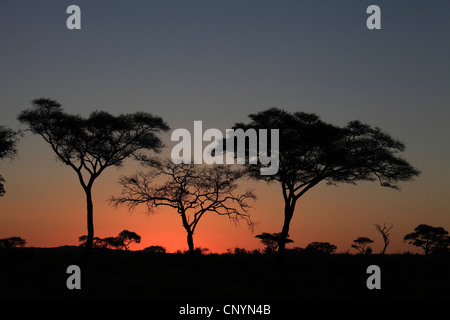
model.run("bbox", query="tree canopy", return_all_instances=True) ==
[255,232,294,253]
[304,242,337,255]
[0,125,21,196]
[351,236,374,254]
[0,237,26,249]
[111,158,255,253]
[230,108,420,253]
[404,224,449,255]
[18,98,169,257]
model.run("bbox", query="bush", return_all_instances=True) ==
[143,245,166,253]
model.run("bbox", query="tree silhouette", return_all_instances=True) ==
[0,125,21,197]
[351,237,374,254]
[375,223,393,255]
[404,224,450,255]
[111,158,255,254]
[78,230,141,250]
[78,235,106,248]
[102,236,126,250]
[0,236,26,249]
[18,98,169,258]
[304,242,337,254]
[118,230,141,250]
[143,245,166,253]
[229,108,420,254]
[255,232,293,253]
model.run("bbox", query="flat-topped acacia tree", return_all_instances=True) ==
[229,108,420,254]
[18,98,169,257]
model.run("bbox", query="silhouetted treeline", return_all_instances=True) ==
[78,230,141,250]
[4,100,446,258]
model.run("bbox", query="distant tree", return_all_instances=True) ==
[190,247,210,255]
[304,242,337,254]
[111,158,255,254]
[18,98,169,258]
[404,224,450,255]
[143,245,166,253]
[78,235,105,248]
[351,237,374,254]
[233,247,249,255]
[0,125,21,197]
[255,232,294,254]
[0,236,26,248]
[375,223,393,255]
[228,108,420,254]
[118,230,141,250]
[102,236,126,250]
[79,230,141,250]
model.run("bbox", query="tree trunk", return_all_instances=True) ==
[187,231,195,254]
[381,243,387,255]
[83,187,94,259]
[278,200,296,254]
[180,210,195,254]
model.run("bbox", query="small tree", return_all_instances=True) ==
[255,232,294,254]
[111,158,255,254]
[375,223,393,255]
[404,224,450,255]
[100,237,124,250]
[118,230,141,250]
[78,235,105,248]
[351,237,374,254]
[79,230,141,250]
[304,242,337,254]
[0,237,27,248]
[143,245,166,253]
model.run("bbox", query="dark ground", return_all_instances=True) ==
[0,247,448,302]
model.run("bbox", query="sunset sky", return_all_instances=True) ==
[0,1,449,254]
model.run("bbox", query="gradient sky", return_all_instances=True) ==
[0,1,449,254]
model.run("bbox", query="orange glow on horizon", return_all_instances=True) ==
[0,136,445,255]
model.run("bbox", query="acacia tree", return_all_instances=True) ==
[0,125,21,197]
[229,108,420,254]
[78,230,141,250]
[255,232,293,254]
[118,230,141,250]
[110,158,255,254]
[404,224,450,255]
[78,235,105,248]
[0,236,26,248]
[351,236,374,254]
[18,98,169,257]
[375,223,393,255]
[304,242,337,255]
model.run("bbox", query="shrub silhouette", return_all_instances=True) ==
[143,245,166,253]
[303,242,337,255]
